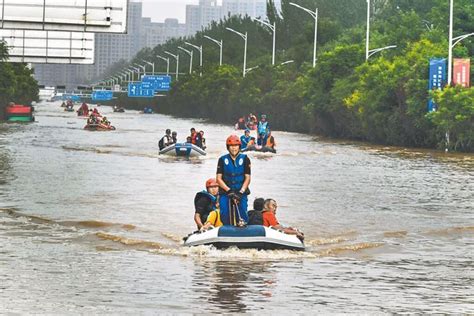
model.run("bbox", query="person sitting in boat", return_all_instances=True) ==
[264,131,276,150]
[197,130,206,150]
[235,117,246,130]
[200,208,223,231]
[87,113,97,125]
[101,116,110,126]
[257,114,270,145]
[190,128,198,145]
[262,199,304,240]
[171,131,178,144]
[194,178,220,230]
[60,101,66,108]
[240,129,251,150]
[77,102,88,116]
[186,136,192,143]
[247,197,265,225]
[158,129,173,150]
[216,135,251,226]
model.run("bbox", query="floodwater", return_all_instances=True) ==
[0,102,472,313]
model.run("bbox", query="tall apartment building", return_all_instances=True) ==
[186,0,223,35]
[186,0,271,36]
[144,18,186,48]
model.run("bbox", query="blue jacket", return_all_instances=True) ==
[240,135,251,149]
[258,121,269,136]
[221,153,247,191]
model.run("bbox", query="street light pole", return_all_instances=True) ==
[367,45,397,58]
[254,18,276,65]
[134,64,146,79]
[165,51,179,81]
[185,42,203,76]
[204,35,223,66]
[289,2,318,67]
[157,55,170,76]
[178,46,193,74]
[142,60,155,75]
[226,27,248,77]
[366,0,370,60]
[448,0,454,85]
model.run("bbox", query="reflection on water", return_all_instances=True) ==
[0,102,473,313]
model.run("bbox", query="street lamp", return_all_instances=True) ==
[447,0,474,85]
[226,27,248,77]
[157,55,170,76]
[289,2,318,67]
[364,0,396,61]
[204,35,223,66]
[164,51,179,81]
[254,18,276,65]
[134,63,146,79]
[178,46,193,75]
[246,65,259,74]
[185,42,203,76]
[367,45,397,58]
[142,60,155,75]
[129,66,140,82]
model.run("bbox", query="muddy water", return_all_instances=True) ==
[0,102,472,313]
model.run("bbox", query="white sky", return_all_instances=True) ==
[140,0,202,23]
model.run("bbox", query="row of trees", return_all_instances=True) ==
[0,42,39,119]
[113,0,473,152]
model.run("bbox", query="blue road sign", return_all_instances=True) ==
[128,83,155,98]
[142,75,171,91]
[62,94,81,101]
[92,90,114,101]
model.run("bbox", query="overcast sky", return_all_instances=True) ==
[141,0,201,23]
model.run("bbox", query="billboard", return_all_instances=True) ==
[453,58,470,87]
[142,75,171,91]
[0,29,94,64]
[428,58,447,112]
[0,0,128,33]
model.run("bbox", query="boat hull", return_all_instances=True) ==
[159,143,206,157]
[184,225,305,251]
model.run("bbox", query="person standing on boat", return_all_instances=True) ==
[216,135,251,226]
[257,114,270,146]
[194,178,220,230]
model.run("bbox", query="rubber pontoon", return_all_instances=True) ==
[159,143,206,157]
[84,123,115,131]
[242,145,276,154]
[183,225,305,251]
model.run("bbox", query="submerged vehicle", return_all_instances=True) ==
[242,145,276,154]
[183,225,305,251]
[84,123,115,131]
[4,104,35,122]
[159,143,206,157]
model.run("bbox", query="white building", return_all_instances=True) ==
[222,0,267,19]
[186,0,223,35]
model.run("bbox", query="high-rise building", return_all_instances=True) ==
[145,18,187,48]
[186,0,223,35]
[222,0,267,19]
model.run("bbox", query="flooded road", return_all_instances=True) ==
[0,102,473,313]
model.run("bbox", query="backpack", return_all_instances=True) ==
[247,210,263,225]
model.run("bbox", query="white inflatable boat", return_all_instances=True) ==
[159,143,206,157]
[183,225,305,251]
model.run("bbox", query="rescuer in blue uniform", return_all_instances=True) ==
[216,135,251,226]
[257,114,270,146]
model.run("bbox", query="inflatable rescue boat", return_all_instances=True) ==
[159,143,206,157]
[84,123,115,131]
[242,145,276,154]
[183,225,305,251]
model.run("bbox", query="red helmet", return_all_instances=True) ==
[226,135,241,146]
[206,178,218,188]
